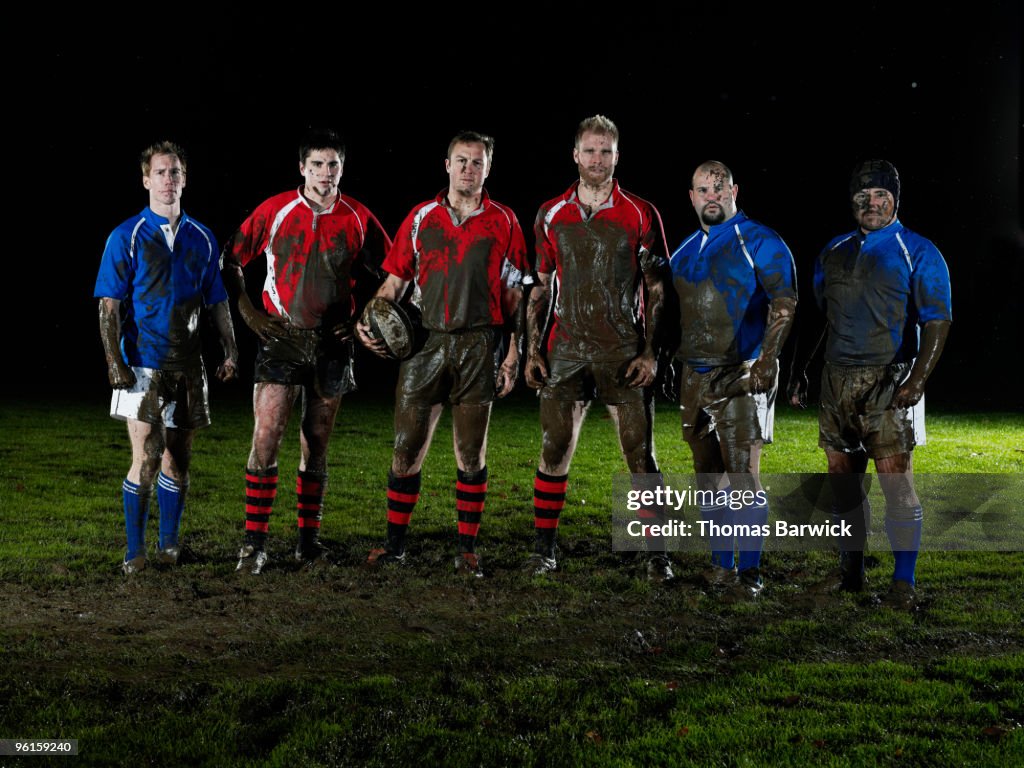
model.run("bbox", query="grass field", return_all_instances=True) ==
[1,391,1022,767]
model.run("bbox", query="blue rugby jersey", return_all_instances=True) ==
[671,210,797,366]
[95,207,228,370]
[814,218,951,365]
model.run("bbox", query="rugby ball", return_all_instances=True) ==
[361,297,416,360]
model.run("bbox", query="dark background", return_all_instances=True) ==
[11,5,1022,408]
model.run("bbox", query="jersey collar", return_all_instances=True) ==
[566,179,620,215]
[858,217,904,245]
[295,186,338,214]
[703,209,747,238]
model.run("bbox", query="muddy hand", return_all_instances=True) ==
[241,306,288,342]
[495,359,518,398]
[331,319,356,342]
[749,357,778,394]
[216,357,238,382]
[108,361,136,389]
[788,372,808,408]
[892,379,925,409]
[625,352,656,388]
[356,320,391,359]
[525,352,548,389]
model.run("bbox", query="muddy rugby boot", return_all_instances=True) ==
[734,567,764,598]
[121,555,147,576]
[881,579,917,611]
[454,552,484,578]
[294,531,330,565]
[366,547,406,567]
[700,565,738,590]
[524,552,557,576]
[646,555,675,583]
[156,546,180,566]
[236,544,269,575]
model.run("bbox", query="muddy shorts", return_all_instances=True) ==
[255,328,356,399]
[110,365,210,429]
[397,327,499,407]
[540,357,644,405]
[679,361,775,445]
[819,362,924,458]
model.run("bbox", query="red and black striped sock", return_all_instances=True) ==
[296,470,327,545]
[533,470,568,555]
[245,467,278,550]
[633,473,667,553]
[456,467,488,554]
[386,471,421,555]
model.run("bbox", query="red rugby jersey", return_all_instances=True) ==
[383,189,528,332]
[535,181,667,362]
[225,188,391,329]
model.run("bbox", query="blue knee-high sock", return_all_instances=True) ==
[123,479,151,561]
[737,502,769,571]
[885,505,923,585]
[701,503,736,570]
[157,472,186,550]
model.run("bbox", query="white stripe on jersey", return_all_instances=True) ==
[895,232,913,271]
[409,201,441,270]
[829,234,856,251]
[734,224,755,269]
[128,218,146,264]
[263,196,305,319]
[543,199,570,238]
[335,197,365,243]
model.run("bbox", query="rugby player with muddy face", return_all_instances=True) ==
[798,159,951,608]
[670,160,798,598]
[223,129,391,574]
[357,131,528,578]
[523,115,671,580]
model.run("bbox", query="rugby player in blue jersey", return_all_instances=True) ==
[670,160,798,597]
[95,142,238,575]
[799,160,951,608]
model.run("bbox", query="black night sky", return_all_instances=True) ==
[12,5,1022,408]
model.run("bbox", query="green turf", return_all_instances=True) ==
[0,393,1021,766]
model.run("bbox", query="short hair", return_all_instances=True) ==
[140,141,186,176]
[575,115,619,147]
[691,160,735,189]
[447,131,495,165]
[299,129,346,164]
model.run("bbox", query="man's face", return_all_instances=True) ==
[143,153,185,207]
[852,188,896,232]
[573,131,618,186]
[446,142,490,196]
[300,149,344,198]
[689,169,738,229]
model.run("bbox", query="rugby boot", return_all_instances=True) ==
[366,547,406,568]
[700,565,738,590]
[881,579,917,611]
[454,552,484,578]
[646,555,675,583]
[236,544,269,575]
[524,552,557,576]
[121,555,147,576]
[735,567,764,598]
[156,546,180,566]
[294,530,330,565]
[526,529,558,575]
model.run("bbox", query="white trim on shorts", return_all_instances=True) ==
[109,366,196,428]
